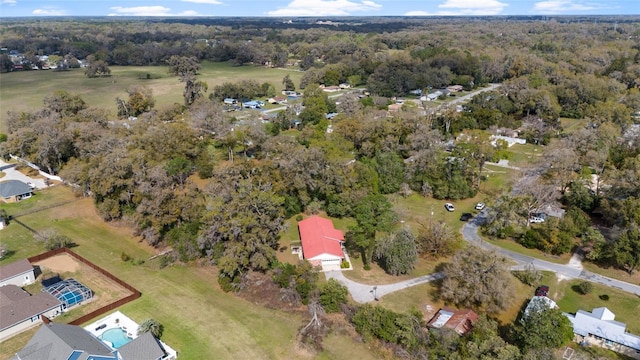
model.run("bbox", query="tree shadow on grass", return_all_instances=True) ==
[428,262,450,303]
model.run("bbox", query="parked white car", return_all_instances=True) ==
[475,202,486,210]
[529,216,545,223]
[444,203,455,212]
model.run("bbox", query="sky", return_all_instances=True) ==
[0,0,638,17]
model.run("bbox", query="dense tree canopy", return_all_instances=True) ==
[440,248,515,313]
[374,227,418,275]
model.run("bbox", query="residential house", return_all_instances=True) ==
[0,259,35,287]
[447,85,464,92]
[523,295,557,318]
[118,332,169,360]
[243,100,262,109]
[268,96,287,104]
[339,83,351,89]
[223,98,237,105]
[0,180,33,203]
[11,323,117,360]
[84,311,178,360]
[425,91,443,101]
[298,215,346,271]
[427,307,479,336]
[0,285,64,341]
[565,307,640,359]
[322,85,341,93]
[490,135,526,148]
[12,316,179,360]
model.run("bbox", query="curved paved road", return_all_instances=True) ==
[325,270,443,303]
[463,212,640,296]
[327,210,640,303]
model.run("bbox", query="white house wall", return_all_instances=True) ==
[0,269,36,287]
[0,305,62,342]
[307,253,343,261]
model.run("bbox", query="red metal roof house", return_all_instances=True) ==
[427,307,479,336]
[298,216,345,270]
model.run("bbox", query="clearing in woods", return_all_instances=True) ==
[0,61,303,133]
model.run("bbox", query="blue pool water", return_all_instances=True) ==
[100,328,132,348]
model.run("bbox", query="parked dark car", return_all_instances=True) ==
[459,213,473,221]
[535,285,549,297]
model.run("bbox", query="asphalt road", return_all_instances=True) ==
[462,212,640,296]
[325,207,640,303]
[325,270,444,303]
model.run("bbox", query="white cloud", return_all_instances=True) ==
[182,0,222,4]
[533,0,599,13]
[179,10,201,15]
[109,6,172,16]
[108,6,204,16]
[32,8,67,16]
[405,0,508,16]
[405,10,430,16]
[267,0,382,16]
[1,0,17,6]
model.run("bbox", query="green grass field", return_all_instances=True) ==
[504,143,543,168]
[559,117,588,134]
[0,186,375,360]
[0,61,303,133]
[390,192,486,233]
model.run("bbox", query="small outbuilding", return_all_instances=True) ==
[427,307,479,336]
[0,180,33,203]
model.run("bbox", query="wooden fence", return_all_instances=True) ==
[28,247,141,326]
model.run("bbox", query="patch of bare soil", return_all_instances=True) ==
[237,271,306,313]
[35,254,80,273]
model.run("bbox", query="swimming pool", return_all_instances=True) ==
[100,328,132,348]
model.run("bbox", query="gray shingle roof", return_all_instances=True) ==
[0,180,32,198]
[0,259,33,282]
[118,331,166,360]
[16,323,116,360]
[565,307,640,351]
[0,285,63,332]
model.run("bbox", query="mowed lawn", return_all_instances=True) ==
[0,61,303,133]
[0,186,375,360]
